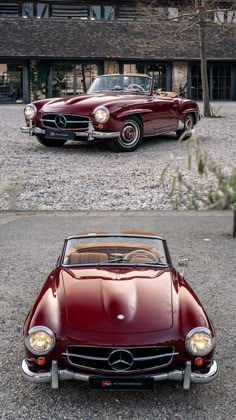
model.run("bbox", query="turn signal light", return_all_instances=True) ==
[36,356,46,366]
[194,357,204,366]
[98,124,103,129]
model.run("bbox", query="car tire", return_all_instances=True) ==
[176,113,194,140]
[110,116,143,152]
[36,136,67,147]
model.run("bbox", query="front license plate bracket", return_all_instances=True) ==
[89,376,154,390]
[45,129,74,141]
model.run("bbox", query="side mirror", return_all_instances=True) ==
[178,258,189,268]
[178,258,189,276]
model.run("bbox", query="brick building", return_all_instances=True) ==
[0,0,236,103]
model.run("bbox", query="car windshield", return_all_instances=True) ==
[88,75,152,95]
[62,234,168,266]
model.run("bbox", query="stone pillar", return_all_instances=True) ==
[172,62,188,95]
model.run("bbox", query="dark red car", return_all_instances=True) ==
[20,74,200,152]
[22,232,217,390]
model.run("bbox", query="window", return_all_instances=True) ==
[51,63,98,97]
[22,2,49,18]
[190,63,232,100]
[215,10,236,23]
[0,63,23,103]
[37,3,49,18]
[190,64,202,100]
[89,5,114,20]
[124,63,169,91]
[0,2,19,17]
[50,3,115,20]
[212,63,231,100]
[146,64,168,91]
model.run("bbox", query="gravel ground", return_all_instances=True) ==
[0,103,235,211]
[0,211,235,420]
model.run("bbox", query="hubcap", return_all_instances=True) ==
[119,121,140,148]
[186,116,193,130]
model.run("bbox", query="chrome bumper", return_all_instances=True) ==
[21,359,218,390]
[20,125,120,141]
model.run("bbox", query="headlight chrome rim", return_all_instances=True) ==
[24,103,37,120]
[93,106,110,123]
[185,327,215,356]
[25,326,55,355]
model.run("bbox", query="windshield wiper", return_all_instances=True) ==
[97,257,124,265]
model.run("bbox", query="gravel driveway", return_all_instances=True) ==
[0,103,235,211]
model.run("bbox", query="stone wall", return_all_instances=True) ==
[172,62,188,95]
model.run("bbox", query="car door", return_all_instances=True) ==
[150,95,180,135]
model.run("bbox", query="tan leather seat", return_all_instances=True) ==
[130,256,155,263]
[70,252,108,264]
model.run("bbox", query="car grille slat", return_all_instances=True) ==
[63,346,177,373]
[41,113,90,130]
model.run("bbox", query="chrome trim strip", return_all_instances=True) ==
[75,131,120,139]
[20,126,120,140]
[21,359,218,389]
[134,352,179,361]
[41,113,90,119]
[62,352,108,361]
[40,119,90,124]
[190,360,218,384]
[62,351,179,361]
[20,126,45,136]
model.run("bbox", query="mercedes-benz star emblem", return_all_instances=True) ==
[108,349,133,371]
[55,114,67,129]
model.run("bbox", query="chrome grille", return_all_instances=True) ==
[63,346,177,373]
[41,113,90,130]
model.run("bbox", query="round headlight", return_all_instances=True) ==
[185,327,215,356]
[24,104,37,120]
[25,326,55,355]
[94,106,110,123]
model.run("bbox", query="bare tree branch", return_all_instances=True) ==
[136,0,236,116]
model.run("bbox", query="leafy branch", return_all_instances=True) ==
[161,134,236,235]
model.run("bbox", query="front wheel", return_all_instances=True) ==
[36,136,67,147]
[110,116,143,152]
[176,113,194,140]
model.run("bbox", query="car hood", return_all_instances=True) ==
[61,267,174,333]
[41,93,146,113]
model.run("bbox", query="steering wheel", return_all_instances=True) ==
[127,84,145,92]
[124,249,159,262]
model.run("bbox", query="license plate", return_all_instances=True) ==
[89,377,154,390]
[45,129,74,140]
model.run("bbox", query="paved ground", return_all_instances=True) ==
[0,210,235,420]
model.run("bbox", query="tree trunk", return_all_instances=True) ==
[233,208,236,238]
[81,65,87,93]
[199,19,211,117]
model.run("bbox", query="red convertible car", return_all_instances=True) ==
[20,74,200,152]
[22,231,217,390]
